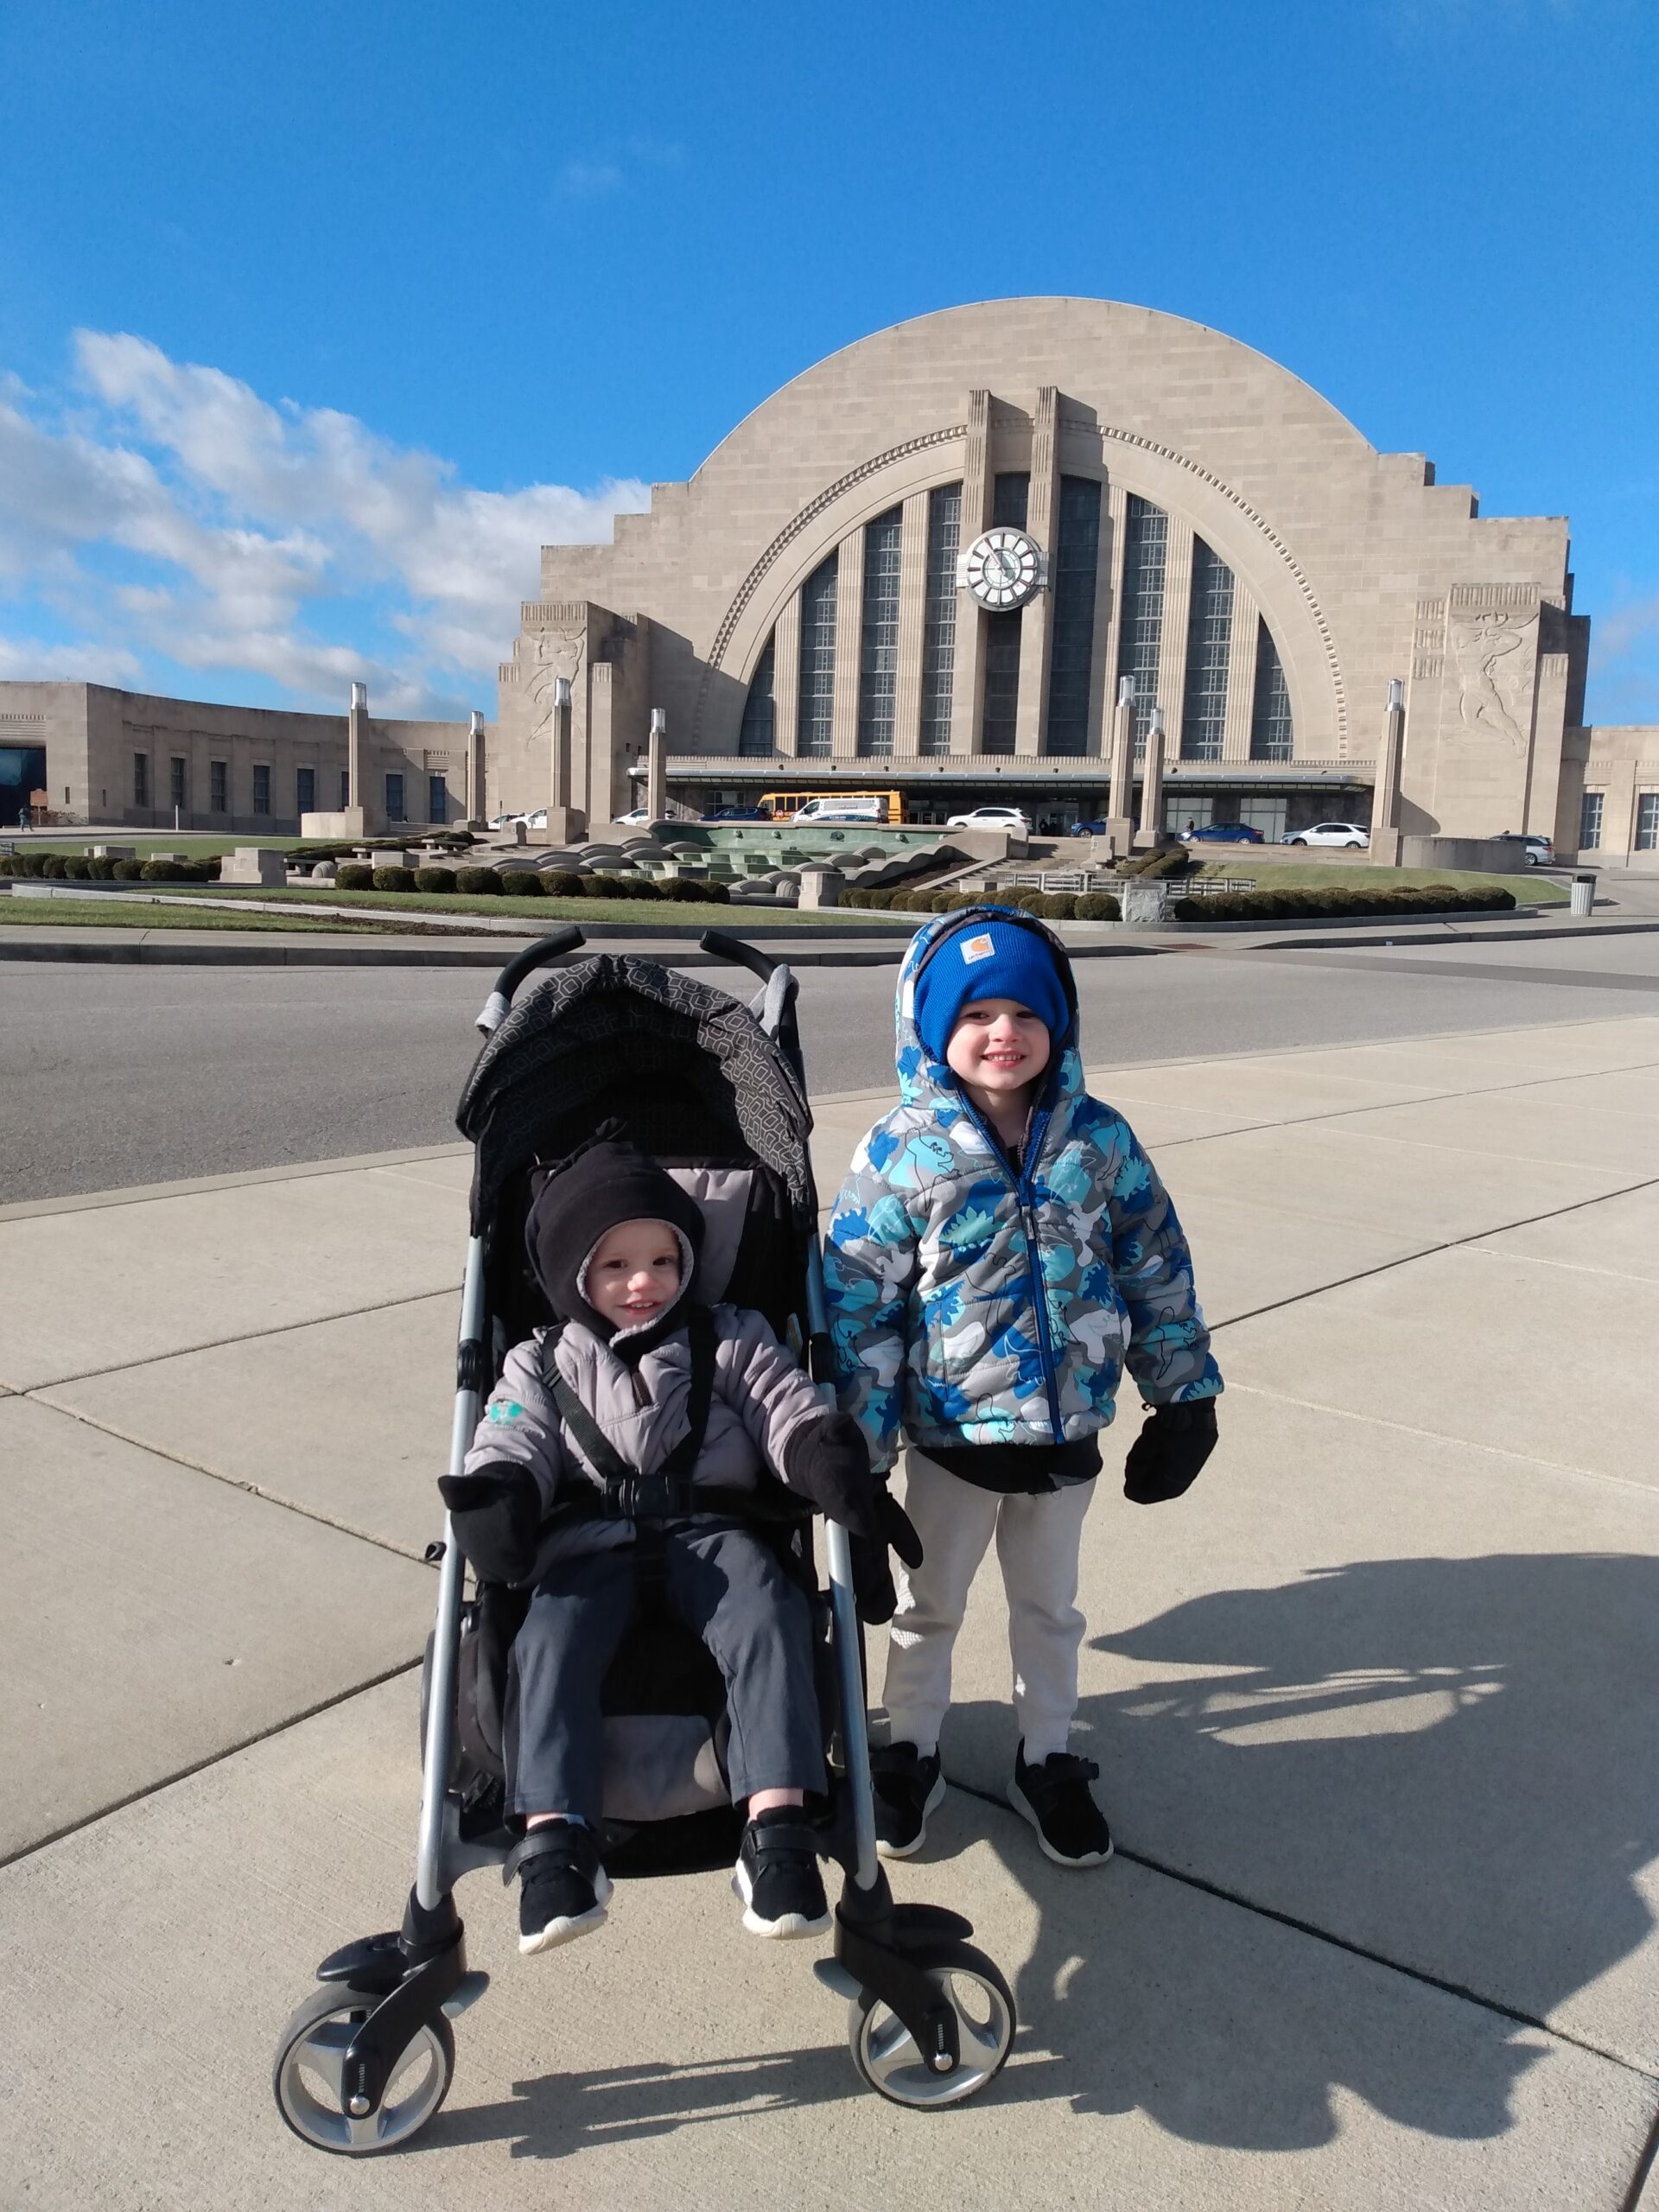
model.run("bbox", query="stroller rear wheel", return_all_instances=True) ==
[272,1983,454,2155]
[848,1943,1015,2107]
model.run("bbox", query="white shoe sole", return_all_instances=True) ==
[731,1859,832,1940]
[874,1770,946,1859]
[1007,1777,1114,1867]
[519,1869,613,1954]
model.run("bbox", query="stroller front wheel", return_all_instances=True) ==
[848,1945,1015,2108]
[272,1982,454,2155]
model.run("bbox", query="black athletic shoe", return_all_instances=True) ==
[516,1821,613,1955]
[1008,1743,1113,1866]
[732,1809,831,1938]
[870,1740,945,1859]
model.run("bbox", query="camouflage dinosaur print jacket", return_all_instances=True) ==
[822,907,1222,1475]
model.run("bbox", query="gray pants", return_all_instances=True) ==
[505,1521,826,1821]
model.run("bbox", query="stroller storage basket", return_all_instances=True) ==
[272,933,1016,2155]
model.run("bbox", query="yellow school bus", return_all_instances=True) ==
[757,790,905,824]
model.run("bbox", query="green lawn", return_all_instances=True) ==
[1190,860,1562,905]
[9,836,358,861]
[143,885,915,927]
[0,896,383,932]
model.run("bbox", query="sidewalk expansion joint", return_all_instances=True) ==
[947,1773,1659,2085]
[0,1656,423,1874]
[1210,1173,1659,1338]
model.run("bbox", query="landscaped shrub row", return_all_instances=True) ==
[1113,846,1193,880]
[838,885,1121,921]
[0,852,219,882]
[329,862,729,903]
[1168,884,1516,923]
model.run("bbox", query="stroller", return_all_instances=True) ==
[272,928,1017,2153]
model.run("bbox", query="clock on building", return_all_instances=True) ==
[958,527,1046,610]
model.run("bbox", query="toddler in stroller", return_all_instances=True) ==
[271,935,1019,2153]
[441,1124,915,1953]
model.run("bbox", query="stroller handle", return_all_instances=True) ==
[474,928,587,1034]
[698,929,782,983]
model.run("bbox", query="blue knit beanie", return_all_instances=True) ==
[912,914,1071,1067]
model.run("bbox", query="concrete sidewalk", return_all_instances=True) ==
[3,1016,1659,2206]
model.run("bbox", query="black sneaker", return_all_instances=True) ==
[1008,1743,1114,1867]
[870,1740,945,1859]
[514,1821,613,1955]
[732,1809,831,1938]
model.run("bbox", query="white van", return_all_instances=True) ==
[765,792,894,824]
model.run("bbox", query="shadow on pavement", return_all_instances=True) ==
[938,1553,1659,2151]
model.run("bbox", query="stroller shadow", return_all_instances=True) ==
[939,1552,1659,2152]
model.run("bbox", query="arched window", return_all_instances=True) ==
[1045,476,1103,757]
[1249,620,1294,760]
[738,635,776,756]
[1116,495,1167,754]
[918,483,961,755]
[797,553,838,758]
[856,507,903,755]
[1180,538,1235,760]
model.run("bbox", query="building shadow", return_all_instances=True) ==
[934,1552,1659,2151]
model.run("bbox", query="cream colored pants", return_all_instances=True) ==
[881,1449,1098,1764]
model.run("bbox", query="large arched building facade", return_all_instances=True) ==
[494,298,1592,845]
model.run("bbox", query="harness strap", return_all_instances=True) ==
[542,1306,745,1520]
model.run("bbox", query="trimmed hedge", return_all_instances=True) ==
[139,858,214,882]
[541,870,586,898]
[336,863,376,890]
[1167,884,1516,924]
[413,867,455,893]
[372,866,417,893]
[1115,845,1193,880]
[454,867,502,895]
[113,859,146,880]
[495,868,545,896]
[662,875,730,903]
[1074,892,1122,920]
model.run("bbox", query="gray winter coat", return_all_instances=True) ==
[464,1302,827,1582]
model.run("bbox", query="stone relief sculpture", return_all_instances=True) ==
[521,632,584,753]
[1449,608,1534,753]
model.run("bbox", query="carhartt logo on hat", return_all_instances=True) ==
[960,933,995,964]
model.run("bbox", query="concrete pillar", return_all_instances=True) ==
[1136,707,1166,845]
[949,390,994,755]
[1082,478,1119,759]
[539,677,586,842]
[1105,676,1137,855]
[1014,385,1059,759]
[466,710,486,823]
[772,594,801,758]
[347,680,367,817]
[646,708,667,821]
[1370,678,1406,864]
[830,529,865,759]
[893,492,929,754]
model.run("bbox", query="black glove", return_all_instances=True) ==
[1122,1399,1218,1505]
[437,1462,541,1581]
[783,1415,923,1624]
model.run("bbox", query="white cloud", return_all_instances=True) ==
[0,634,143,684]
[0,333,649,713]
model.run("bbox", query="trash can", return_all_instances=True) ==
[1569,874,1595,918]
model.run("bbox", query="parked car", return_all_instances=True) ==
[945,804,1033,834]
[1496,831,1554,866]
[701,806,769,821]
[1070,819,1109,837]
[1285,821,1370,849]
[1183,820,1266,844]
[613,806,652,824]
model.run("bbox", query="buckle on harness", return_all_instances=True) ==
[607,1471,690,1520]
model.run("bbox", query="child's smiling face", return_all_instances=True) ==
[944,999,1052,1101]
[584,1217,683,1330]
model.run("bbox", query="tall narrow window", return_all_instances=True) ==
[1116,496,1167,753]
[169,756,188,808]
[1249,620,1294,760]
[918,483,961,755]
[796,554,838,759]
[992,472,1030,529]
[1637,792,1659,853]
[209,760,228,814]
[856,506,903,756]
[428,773,447,823]
[251,764,270,815]
[385,772,405,823]
[738,635,776,755]
[133,753,149,808]
[1179,539,1235,760]
[340,767,351,808]
[1045,476,1102,757]
[296,766,316,817]
[980,616,1021,755]
[1579,790,1603,850]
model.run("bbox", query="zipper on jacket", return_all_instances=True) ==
[957,1092,1066,1440]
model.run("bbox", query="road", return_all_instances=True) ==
[4,931,1659,1202]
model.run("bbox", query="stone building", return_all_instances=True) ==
[493,296,1646,857]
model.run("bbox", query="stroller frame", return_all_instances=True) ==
[272,929,1015,2153]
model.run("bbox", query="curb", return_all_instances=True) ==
[0,932,1176,969]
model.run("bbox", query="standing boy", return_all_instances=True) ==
[823,906,1221,1866]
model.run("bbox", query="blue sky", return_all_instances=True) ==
[1,0,1655,721]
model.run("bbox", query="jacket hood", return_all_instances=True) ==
[894,906,1083,1128]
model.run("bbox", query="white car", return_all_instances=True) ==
[1496,831,1554,867]
[945,804,1032,834]
[613,806,652,824]
[1287,821,1370,849]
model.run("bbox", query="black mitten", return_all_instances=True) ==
[1122,1399,1218,1505]
[782,1412,882,1536]
[437,1462,541,1580]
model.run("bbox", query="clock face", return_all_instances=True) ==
[959,527,1045,610]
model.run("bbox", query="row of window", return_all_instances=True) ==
[1580,790,1659,851]
[737,480,1297,760]
[132,755,448,823]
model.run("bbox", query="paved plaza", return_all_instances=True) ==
[3,1007,1658,2207]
